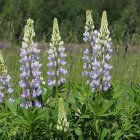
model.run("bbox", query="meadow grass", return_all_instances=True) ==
[1,43,140,91]
[0,43,140,139]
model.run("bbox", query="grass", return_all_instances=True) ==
[1,43,140,91]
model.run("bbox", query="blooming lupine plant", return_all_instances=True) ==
[82,10,99,85]
[90,11,113,91]
[0,51,13,103]
[57,98,69,132]
[47,18,67,89]
[83,11,112,92]
[82,10,94,84]
[19,18,42,109]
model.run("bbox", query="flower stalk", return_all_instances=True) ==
[82,10,99,86]
[94,11,113,91]
[0,51,13,103]
[83,10,113,92]
[47,18,67,96]
[19,18,42,109]
[57,98,69,133]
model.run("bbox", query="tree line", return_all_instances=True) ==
[0,0,140,45]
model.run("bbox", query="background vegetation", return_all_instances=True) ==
[0,0,140,44]
[0,0,139,89]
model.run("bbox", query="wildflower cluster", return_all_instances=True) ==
[0,10,113,110]
[57,98,69,132]
[19,18,42,109]
[47,18,67,87]
[83,11,113,92]
[0,51,13,103]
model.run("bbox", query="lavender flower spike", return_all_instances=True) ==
[83,10,94,42]
[47,18,67,89]
[92,11,113,91]
[19,18,42,109]
[0,51,14,103]
[82,10,99,85]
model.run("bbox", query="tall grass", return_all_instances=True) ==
[1,43,140,90]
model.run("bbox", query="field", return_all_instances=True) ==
[2,43,140,90]
[0,42,139,139]
[0,5,140,139]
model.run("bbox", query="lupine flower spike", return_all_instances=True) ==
[83,10,94,42]
[0,51,14,103]
[57,98,69,132]
[82,10,99,84]
[91,11,113,91]
[47,18,67,88]
[19,18,42,109]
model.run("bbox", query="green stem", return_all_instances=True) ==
[55,46,59,98]
[63,131,65,140]
[29,52,33,102]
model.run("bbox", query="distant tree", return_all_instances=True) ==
[0,0,139,44]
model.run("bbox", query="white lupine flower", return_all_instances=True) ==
[47,18,67,89]
[57,98,69,132]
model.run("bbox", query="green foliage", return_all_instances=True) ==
[0,42,138,139]
[0,82,139,139]
[0,1,139,139]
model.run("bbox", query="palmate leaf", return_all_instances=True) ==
[0,112,17,139]
[0,113,9,124]
[34,108,48,121]
[0,117,7,124]
[111,82,124,99]
[14,115,29,127]
[99,128,111,140]
[13,108,47,129]
[41,84,51,106]
[84,93,115,117]
[6,101,18,116]
[11,107,49,139]
[51,84,67,98]
[71,96,91,120]
[86,101,95,115]
[99,100,114,116]
[22,108,47,122]
[112,130,123,140]
[74,82,91,97]
[123,118,134,131]
[75,127,82,136]
[128,85,140,109]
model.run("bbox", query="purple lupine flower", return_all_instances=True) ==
[48,79,56,87]
[19,18,42,109]
[0,51,14,103]
[47,18,67,89]
[34,100,41,108]
[0,74,13,102]
[0,92,4,103]
[82,10,100,87]
[83,11,113,92]
[90,11,113,91]
[20,101,32,109]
